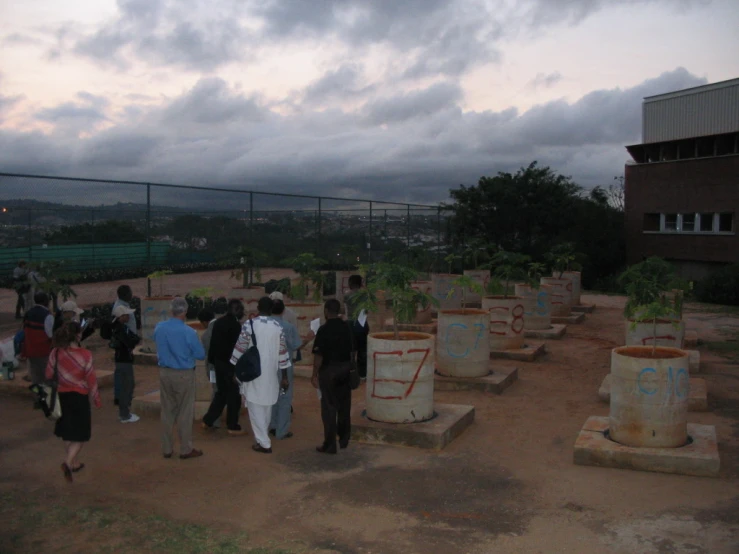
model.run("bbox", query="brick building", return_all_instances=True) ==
[624,78,739,280]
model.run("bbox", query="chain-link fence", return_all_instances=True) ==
[0,173,450,294]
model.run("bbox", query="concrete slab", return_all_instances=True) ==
[572,304,596,313]
[598,375,708,412]
[490,342,546,362]
[434,366,518,394]
[524,324,567,340]
[131,390,210,421]
[351,402,474,450]
[0,369,114,396]
[685,330,699,348]
[685,350,701,373]
[552,312,586,325]
[573,416,719,477]
[383,319,437,334]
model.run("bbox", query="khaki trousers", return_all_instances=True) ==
[159,367,195,456]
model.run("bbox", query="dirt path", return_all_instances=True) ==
[1,288,738,553]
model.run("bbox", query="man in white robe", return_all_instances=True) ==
[231,297,290,453]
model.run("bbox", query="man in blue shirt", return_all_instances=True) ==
[154,297,206,460]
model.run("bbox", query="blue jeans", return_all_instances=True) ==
[270,365,294,438]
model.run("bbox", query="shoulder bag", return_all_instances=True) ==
[234,320,262,383]
[36,349,62,420]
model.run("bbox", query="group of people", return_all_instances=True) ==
[20,272,369,481]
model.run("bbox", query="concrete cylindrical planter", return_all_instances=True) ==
[366,332,435,423]
[609,345,689,448]
[624,319,685,349]
[410,281,434,324]
[187,321,213,402]
[436,309,490,377]
[540,277,572,316]
[463,269,489,304]
[140,297,174,353]
[560,271,582,307]
[287,303,324,365]
[431,273,462,312]
[514,283,552,330]
[481,296,525,351]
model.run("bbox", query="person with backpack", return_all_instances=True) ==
[46,321,101,483]
[110,305,141,423]
[231,297,290,454]
[22,291,54,386]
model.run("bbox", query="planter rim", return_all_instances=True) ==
[626,317,682,324]
[439,308,488,316]
[285,303,322,307]
[370,331,434,341]
[482,295,523,300]
[144,296,175,300]
[231,285,264,290]
[613,345,687,360]
[432,273,463,277]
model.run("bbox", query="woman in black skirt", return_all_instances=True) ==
[45,321,101,483]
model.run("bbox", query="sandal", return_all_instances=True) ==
[61,463,73,483]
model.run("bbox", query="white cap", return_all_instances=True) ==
[112,305,136,320]
[268,291,284,301]
[60,300,84,315]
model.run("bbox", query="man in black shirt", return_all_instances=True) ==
[343,274,369,378]
[202,299,245,435]
[311,298,354,454]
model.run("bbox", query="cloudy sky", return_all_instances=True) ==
[1,0,737,204]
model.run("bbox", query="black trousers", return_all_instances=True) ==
[319,363,352,449]
[15,291,24,318]
[350,321,369,378]
[203,359,241,430]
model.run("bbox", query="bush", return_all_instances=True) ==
[695,264,739,306]
[590,272,626,294]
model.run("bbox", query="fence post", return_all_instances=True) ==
[368,201,373,263]
[146,184,151,270]
[317,198,322,259]
[249,192,254,284]
[406,205,411,264]
[91,209,96,271]
[436,206,442,273]
[27,208,32,263]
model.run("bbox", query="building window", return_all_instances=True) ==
[664,214,678,231]
[699,213,715,232]
[719,213,734,233]
[681,213,696,232]
[643,213,660,231]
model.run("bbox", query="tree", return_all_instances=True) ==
[44,220,145,244]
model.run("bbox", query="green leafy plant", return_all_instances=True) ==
[527,262,547,289]
[619,257,686,355]
[482,250,530,298]
[447,275,484,313]
[147,270,172,297]
[228,246,267,287]
[444,253,462,274]
[463,239,489,269]
[283,253,327,302]
[351,262,439,340]
[33,261,78,308]
[545,242,584,278]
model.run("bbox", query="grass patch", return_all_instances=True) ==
[0,491,293,554]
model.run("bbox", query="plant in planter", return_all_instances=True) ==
[545,242,583,278]
[284,253,327,303]
[443,253,462,275]
[527,262,547,288]
[447,275,485,314]
[463,239,489,270]
[481,251,530,351]
[619,257,686,352]
[147,270,172,297]
[229,246,267,288]
[185,286,216,319]
[34,260,78,311]
[483,251,530,298]
[350,262,440,423]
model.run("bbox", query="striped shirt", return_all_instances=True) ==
[45,347,100,406]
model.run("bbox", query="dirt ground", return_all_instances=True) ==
[1,271,738,553]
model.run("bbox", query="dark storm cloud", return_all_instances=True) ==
[0,68,707,206]
[301,64,376,106]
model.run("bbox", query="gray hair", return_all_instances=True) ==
[171,297,188,316]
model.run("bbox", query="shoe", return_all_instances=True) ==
[316,444,337,455]
[227,426,246,436]
[339,440,349,449]
[179,449,204,460]
[120,414,140,423]
[61,463,73,483]
[279,432,294,440]
[114,398,119,406]
[201,421,215,431]
[252,444,272,454]
[269,429,276,437]
[163,453,173,459]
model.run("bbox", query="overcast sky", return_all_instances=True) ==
[1,0,737,204]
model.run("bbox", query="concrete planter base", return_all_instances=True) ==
[552,313,585,324]
[490,342,546,362]
[598,374,708,412]
[573,416,719,477]
[434,366,518,394]
[350,402,474,450]
[524,324,567,340]
[571,304,595,313]
[131,390,210,421]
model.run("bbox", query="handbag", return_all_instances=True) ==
[33,350,62,421]
[234,320,262,383]
[347,322,360,390]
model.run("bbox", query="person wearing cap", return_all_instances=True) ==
[112,284,137,406]
[111,305,141,423]
[12,260,29,319]
[154,297,206,459]
[54,300,97,343]
[268,291,298,329]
